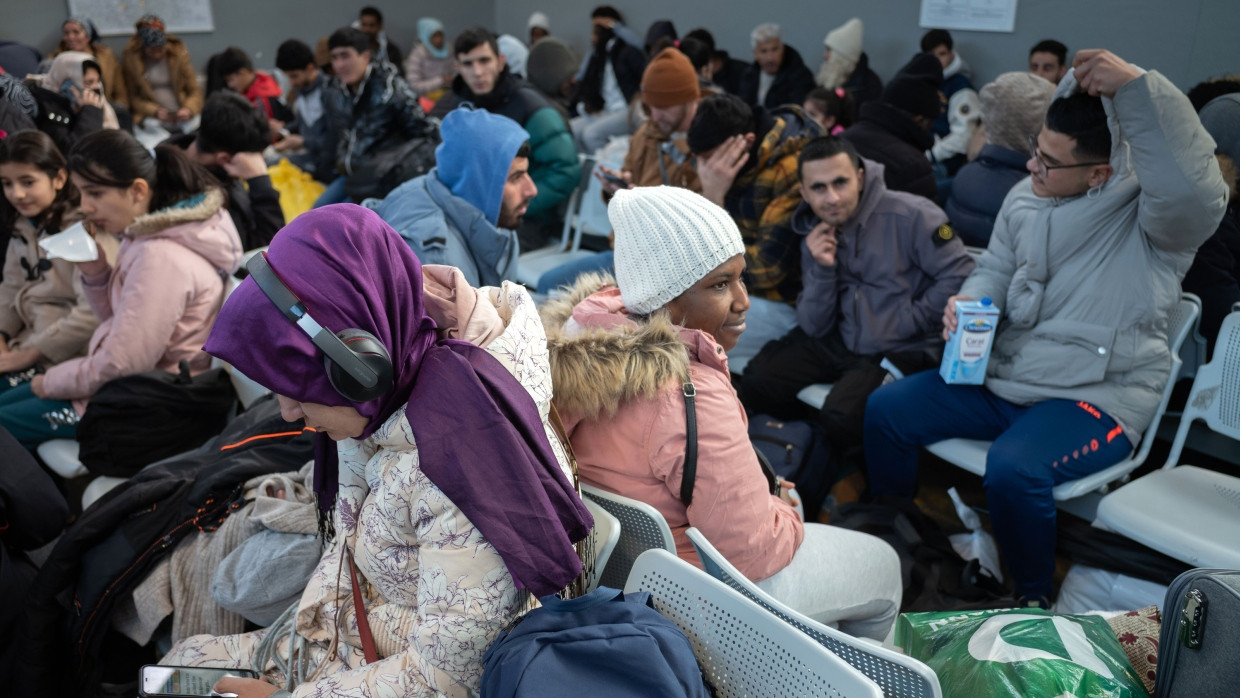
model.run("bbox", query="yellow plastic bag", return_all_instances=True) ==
[268,158,326,223]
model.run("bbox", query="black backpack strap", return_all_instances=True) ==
[679,382,698,505]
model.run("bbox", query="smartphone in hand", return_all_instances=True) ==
[138,665,260,697]
[600,170,628,187]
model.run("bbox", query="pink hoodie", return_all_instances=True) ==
[42,189,242,410]
[545,284,804,581]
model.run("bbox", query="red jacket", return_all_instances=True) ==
[244,71,284,121]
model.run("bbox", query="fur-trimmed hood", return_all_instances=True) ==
[542,273,699,421]
[124,187,242,274]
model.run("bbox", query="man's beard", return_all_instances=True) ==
[816,52,857,89]
[498,200,531,229]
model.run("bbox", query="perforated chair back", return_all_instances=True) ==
[581,497,621,592]
[581,483,676,589]
[685,528,941,697]
[1095,310,1240,568]
[1165,309,1240,457]
[625,549,882,698]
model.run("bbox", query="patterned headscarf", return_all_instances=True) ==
[63,16,100,44]
[0,73,37,120]
[136,15,167,47]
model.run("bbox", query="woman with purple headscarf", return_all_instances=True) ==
[160,204,592,698]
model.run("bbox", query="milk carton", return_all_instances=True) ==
[940,298,1000,385]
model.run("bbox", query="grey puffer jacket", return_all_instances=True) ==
[794,158,975,356]
[961,69,1228,443]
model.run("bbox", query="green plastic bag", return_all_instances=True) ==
[896,608,1148,698]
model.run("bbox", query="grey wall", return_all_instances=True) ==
[494,0,1240,91]
[5,0,1236,89]
[2,0,496,73]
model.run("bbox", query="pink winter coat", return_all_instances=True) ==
[41,189,242,410]
[543,279,804,581]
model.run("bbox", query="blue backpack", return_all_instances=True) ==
[480,587,711,697]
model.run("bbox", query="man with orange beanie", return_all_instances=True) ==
[598,47,707,199]
[544,47,708,293]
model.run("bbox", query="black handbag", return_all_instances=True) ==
[345,134,440,202]
[76,360,237,477]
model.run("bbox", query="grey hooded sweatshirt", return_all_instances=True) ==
[793,157,975,356]
[961,68,1228,444]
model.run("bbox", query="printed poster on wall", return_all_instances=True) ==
[67,0,214,36]
[920,0,1018,33]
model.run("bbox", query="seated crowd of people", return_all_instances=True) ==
[0,4,1236,696]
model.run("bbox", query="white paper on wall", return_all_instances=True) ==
[920,0,1019,33]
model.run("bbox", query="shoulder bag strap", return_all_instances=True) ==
[679,382,698,505]
[346,545,380,664]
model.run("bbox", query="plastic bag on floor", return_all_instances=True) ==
[1054,564,1168,615]
[268,158,326,223]
[896,608,1149,697]
[946,486,1004,583]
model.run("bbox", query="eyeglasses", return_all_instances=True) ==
[1027,135,1108,176]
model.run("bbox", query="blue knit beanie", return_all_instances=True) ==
[435,106,529,227]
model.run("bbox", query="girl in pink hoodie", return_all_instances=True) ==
[545,186,902,641]
[6,129,241,447]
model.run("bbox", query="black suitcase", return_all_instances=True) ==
[1156,568,1240,696]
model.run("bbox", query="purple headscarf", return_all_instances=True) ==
[203,204,591,596]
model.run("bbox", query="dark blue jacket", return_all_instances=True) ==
[944,144,1030,247]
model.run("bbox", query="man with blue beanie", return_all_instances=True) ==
[372,105,536,287]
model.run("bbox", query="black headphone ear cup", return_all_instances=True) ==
[325,329,395,402]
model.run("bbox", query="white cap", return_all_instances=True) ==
[610,187,745,315]
[528,12,550,31]
[824,18,864,64]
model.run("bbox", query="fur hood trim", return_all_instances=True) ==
[541,272,690,421]
[126,187,226,237]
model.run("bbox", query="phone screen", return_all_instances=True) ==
[140,665,257,696]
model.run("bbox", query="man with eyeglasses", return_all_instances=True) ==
[862,49,1228,609]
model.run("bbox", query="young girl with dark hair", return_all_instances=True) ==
[5,129,241,448]
[802,86,856,136]
[0,130,117,394]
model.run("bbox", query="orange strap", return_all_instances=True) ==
[346,546,379,664]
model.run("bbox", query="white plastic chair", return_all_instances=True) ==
[797,358,906,410]
[925,294,1199,500]
[625,549,883,698]
[581,496,621,593]
[686,527,942,698]
[581,483,676,590]
[1094,310,1240,568]
[515,156,603,288]
[1178,293,1209,379]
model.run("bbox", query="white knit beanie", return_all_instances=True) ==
[611,186,745,315]
[824,18,863,64]
[528,12,550,31]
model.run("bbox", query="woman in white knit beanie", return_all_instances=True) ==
[542,186,903,640]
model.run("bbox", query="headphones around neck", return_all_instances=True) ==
[246,252,394,402]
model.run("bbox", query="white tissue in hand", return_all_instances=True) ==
[38,221,98,262]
